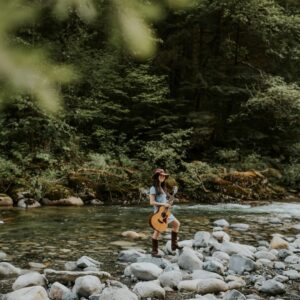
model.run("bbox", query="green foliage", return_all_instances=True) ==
[141,129,193,172]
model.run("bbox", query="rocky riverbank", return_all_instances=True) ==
[1,218,300,300]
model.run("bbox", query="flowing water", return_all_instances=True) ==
[0,202,300,295]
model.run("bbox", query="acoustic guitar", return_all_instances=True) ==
[149,186,178,232]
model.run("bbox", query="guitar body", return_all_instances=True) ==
[149,206,171,233]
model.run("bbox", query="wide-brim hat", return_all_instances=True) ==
[152,168,169,178]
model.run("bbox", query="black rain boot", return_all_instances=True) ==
[151,238,162,258]
[171,231,183,251]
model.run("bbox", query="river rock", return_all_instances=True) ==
[212,231,230,243]
[96,286,138,300]
[49,282,70,300]
[213,219,229,227]
[28,262,47,270]
[259,279,285,295]
[292,238,300,248]
[17,199,41,209]
[0,194,13,206]
[12,272,46,290]
[129,262,163,281]
[270,236,289,250]
[76,256,101,269]
[72,275,103,298]
[284,255,300,264]
[178,278,228,294]
[137,255,171,269]
[118,249,145,263]
[194,231,211,247]
[121,231,144,239]
[2,286,49,300]
[192,269,223,280]
[133,280,165,299]
[212,251,230,264]
[0,262,21,277]
[190,294,217,300]
[283,269,300,280]
[229,254,256,274]
[255,250,277,261]
[158,270,182,288]
[178,247,203,271]
[278,249,292,259]
[42,197,84,206]
[274,275,289,283]
[274,261,286,270]
[217,242,255,259]
[230,223,249,231]
[0,251,7,261]
[203,260,224,275]
[223,289,246,300]
[256,258,273,268]
[225,275,246,289]
[44,269,110,283]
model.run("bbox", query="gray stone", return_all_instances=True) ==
[117,250,145,263]
[213,219,229,227]
[194,231,211,248]
[282,269,300,280]
[3,286,49,300]
[229,254,256,274]
[158,270,182,288]
[259,279,285,295]
[192,269,223,281]
[0,262,21,277]
[129,262,163,281]
[230,224,250,231]
[96,287,138,300]
[136,255,171,269]
[178,247,203,271]
[72,275,103,298]
[76,256,101,269]
[133,281,165,299]
[223,289,246,300]
[49,282,70,300]
[203,260,224,275]
[12,272,46,290]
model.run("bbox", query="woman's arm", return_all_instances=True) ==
[149,194,170,207]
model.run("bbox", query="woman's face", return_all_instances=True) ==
[158,174,166,182]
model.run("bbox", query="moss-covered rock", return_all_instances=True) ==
[0,194,13,206]
[43,183,73,200]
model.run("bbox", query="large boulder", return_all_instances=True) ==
[12,272,46,290]
[194,231,211,248]
[270,236,289,250]
[178,278,228,294]
[0,262,21,277]
[178,248,203,271]
[72,275,103,298]
[0,194,13,206]
[158,270,182,288]
[133,281,165,299]
[229,254,256,275]
[129,262,163,281]
[2,286,49,300]
[259,279,285,295]
[96,287,138,300]
[49,282,70,300]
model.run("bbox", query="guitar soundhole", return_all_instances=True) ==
[161,212,166,218]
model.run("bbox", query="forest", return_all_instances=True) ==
[0,0,299,204]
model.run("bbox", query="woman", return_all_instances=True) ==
[149,168,182,257]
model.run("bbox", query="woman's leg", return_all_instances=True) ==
[170,218,182,251]
[152,230,160,240]
[152,230,161,257]
[170,218,180,233]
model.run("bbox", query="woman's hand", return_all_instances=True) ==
[163,203,171,208]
